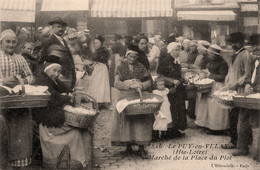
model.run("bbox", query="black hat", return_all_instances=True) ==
[95,34,105,44]
[227,32,245,44]
[248,34,260,46]
[48,17,67,27]
[43,55,61,65]
[125,44,139,56]
[127,44,139,52]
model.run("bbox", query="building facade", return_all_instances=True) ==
[175,0,239,47]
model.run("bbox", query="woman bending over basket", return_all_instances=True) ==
[32,55,91,169]
[111,44,153,159]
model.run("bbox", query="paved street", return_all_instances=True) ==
[91,88,260,170]
[92,108,260,170]
[12,88,260,170]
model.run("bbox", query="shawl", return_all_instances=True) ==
[117,61,148,82]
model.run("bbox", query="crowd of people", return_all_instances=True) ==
[0,16,260,169]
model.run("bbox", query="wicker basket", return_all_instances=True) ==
[217,97,234,109]
[0,76,50,109]
[215,86,235,109]
[118,89,163,115]
[233,96,260,110]
[64,92,99,128]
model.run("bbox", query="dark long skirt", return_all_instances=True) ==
[3,109,33,161]
[167,85,187,131]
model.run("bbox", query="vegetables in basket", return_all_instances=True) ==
[64,105,96,115]
[213,86,237,101]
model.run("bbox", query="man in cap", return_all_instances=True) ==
[222,32,254,151]
[40,17,76,91]
[230,34,260,156]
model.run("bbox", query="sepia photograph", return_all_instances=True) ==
[0,0,260,169]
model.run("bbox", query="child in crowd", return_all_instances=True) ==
[152,78,172,140]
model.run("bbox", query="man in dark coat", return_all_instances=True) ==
[231,34,260,156]
[222,32,253,151]
[40,17,76,91]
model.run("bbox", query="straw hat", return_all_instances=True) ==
[207,44,222,56]
[197,40,211,49]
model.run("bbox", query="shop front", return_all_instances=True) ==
[38,0,90,31]
[0,0,36,34]
[177,10,238,47]
[238,0,259,36]
[89,0,173,42]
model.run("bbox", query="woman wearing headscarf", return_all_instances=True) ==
[195,45,229,134]
[32,55,91,169]
[111,45,153,159]
[0,29,34,168]
[134,33,150,71]
[179,39,190,64]
[187,40,199,64]
[157,42,187,138]
[87,35,111,108]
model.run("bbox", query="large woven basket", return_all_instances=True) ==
[213,86,235,109]
[64,92,99,128]
[0,76,50,109]
[233,96,260,110]
[118,89,163,115]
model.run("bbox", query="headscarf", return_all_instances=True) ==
[167,42,181,53]
[0,29,17,41]
[43,55,61,73]
[125,44,139,57]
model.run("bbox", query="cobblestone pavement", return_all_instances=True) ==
[92,111,260,170]
[91,89,260,170]
[11,87,260,170]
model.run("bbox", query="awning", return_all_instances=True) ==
[0,0,36,22]
[177,11,236,21]
[91,0,172,18]
[41,0,89,11]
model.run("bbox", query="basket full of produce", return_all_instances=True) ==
[233,93,260,110]
[117,89,163,115]
[194,78,214,93]
[0,76,50,109]
[213,87,237,109]
[64,92,99,128]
